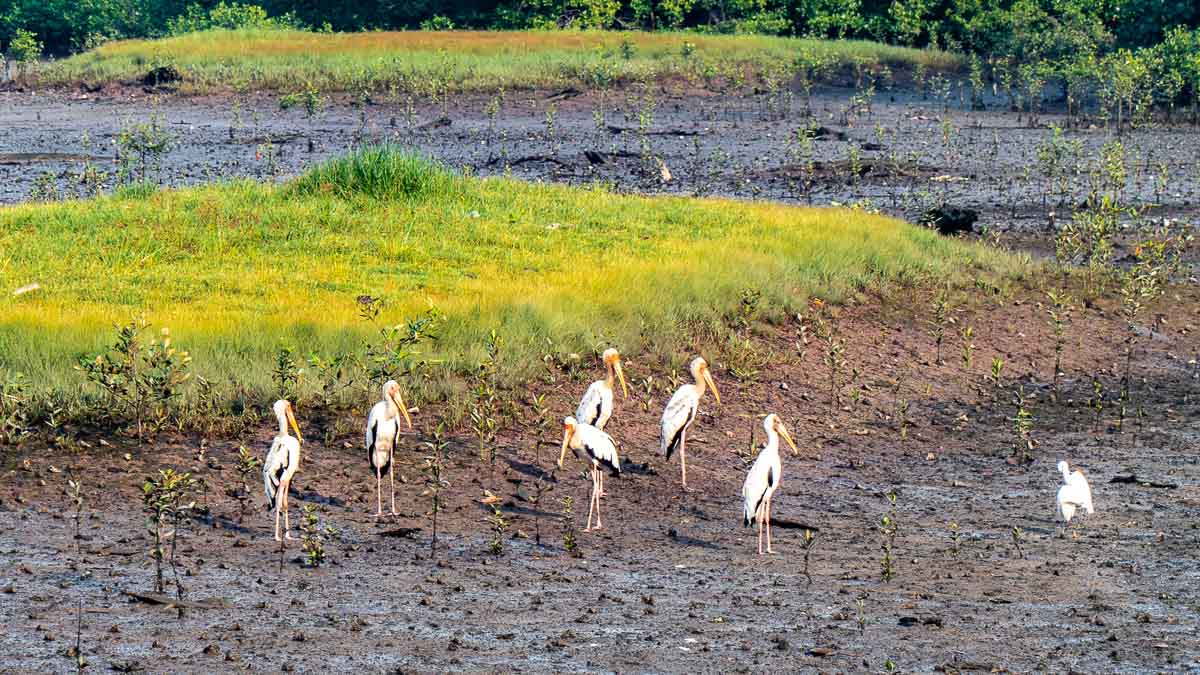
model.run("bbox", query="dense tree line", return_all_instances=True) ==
[2,0,1198,68]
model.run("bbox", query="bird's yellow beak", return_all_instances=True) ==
[780,426,799,456]
[558,425,572,470]
[615,360,629,399]
[704,369,721,405]
[287,407,303,444]
[392,389,413,429]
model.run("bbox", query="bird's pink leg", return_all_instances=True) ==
[283,484,294,540]
[389,455,398,516]
[757,509,764,555]
[274,498,282,542]
[765,498,773,554]
[594,472,604,531]
[584,469,597,532]
[375,467,383,517]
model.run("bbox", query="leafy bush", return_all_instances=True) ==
[166,2,299,35]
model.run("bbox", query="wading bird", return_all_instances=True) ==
[1056,460,1094,534]
[742,414,799,555]
[558,416,620,532]
[575,348,628,430]
[263,399,303,542]
[366,379,413,517]
[660,356,721,491]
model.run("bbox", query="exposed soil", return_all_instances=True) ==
[3,83,1199,252]
[3,283,1200,673]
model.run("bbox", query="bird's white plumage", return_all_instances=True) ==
[660,384,699,458]
[576,380,614,429]
[1056,460,1094,523]
[263,434,300,508]
[366,399,401,471]
[742,421,783,526]
[567,421,621,474]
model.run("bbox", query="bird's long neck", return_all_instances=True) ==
[604,361,615,389]
[693,371,707,398]
[277,412,289,438]
[762,426,779,456]
[383,396,397,419]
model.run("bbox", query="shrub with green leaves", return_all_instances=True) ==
[76,319,192,438]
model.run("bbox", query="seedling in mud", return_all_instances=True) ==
[1010,526,1025,559]
[420,424,451,558]
[528,393,552,465]
[472,330,503,463]
[529,477,555,548]
[927,288,951,365]
[959,326,975,372]
[561,496,580,556]
[232,446,261,524]
[142,469,198,600]
[1010,386,1036,464]
[800,529,817,585]
[879,490,899,582]
[855,594,868,634]
[948,521,961,556]
[486,499,510,555]
[66,478,84,557]
[299,504,337,567]
[1045,290,1073,400]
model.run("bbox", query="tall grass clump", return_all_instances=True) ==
[288,147,455,201]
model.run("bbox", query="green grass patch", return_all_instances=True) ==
[39,29,961,94]
[0,148,1019,406]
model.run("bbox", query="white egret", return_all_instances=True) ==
[575,348,628,430]
[1056,460,1094,533]
[742,414,799,555]
[262,399,303,542]
[558,416,621,532]
[366,379,413,517]
[660,356,720,491]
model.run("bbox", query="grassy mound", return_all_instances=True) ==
[40,29,961,94]
[0,148,1018,404]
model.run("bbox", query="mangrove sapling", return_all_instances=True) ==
[948,521,961,557]
[879,490,899,582]
[66,477,84,558]
[959,326,975,373]
[1010,526,1025,559]
[530,477,554,549]
[799,529,817,585]
[1045,290,1074,401]
[232,446,261,524]
[141,469,199,596]
[76,320,192,440]
[299,504,337,567]
[927,288,951,365]
[471,330,502,464]
[561,496,580,557]
[486,499,509,555]
[115,111,175,185]
[273,345,302,401]
[0,372,31,446]
[420,424,450,558]
[1010,386,1036,464]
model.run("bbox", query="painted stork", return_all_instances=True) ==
[660,356,721,491]
[558,416,621,532]
[263,399,303,542]
[742,414,799,555]
[366,379,413,517]
[1056,460,1094,534]
[575,348,628,430]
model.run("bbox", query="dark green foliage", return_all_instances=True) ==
[3,0,1198,62]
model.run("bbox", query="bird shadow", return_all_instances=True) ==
[666,529,722,550]
[291,487,345,508]
[506,458,555,482]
